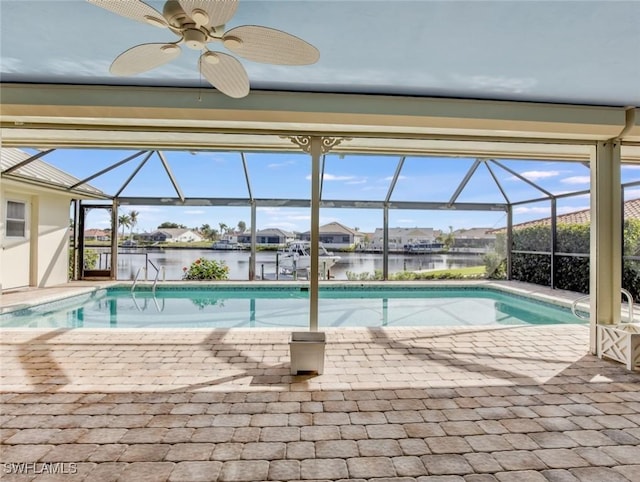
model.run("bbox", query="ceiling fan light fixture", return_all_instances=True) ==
[183,29,206,50]
[191,8,209,27]
[223,36,243,49]
[202,51,220,65]
[143,15,167,28]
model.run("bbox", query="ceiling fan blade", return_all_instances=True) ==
[87,0,168,28]
[110,43,182,76]
[178,0,238,28]
[199,52,250,98]
[223,25,319,65]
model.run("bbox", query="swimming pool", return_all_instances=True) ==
[0,284,585,329]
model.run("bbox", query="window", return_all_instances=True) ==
[5,200,26,237]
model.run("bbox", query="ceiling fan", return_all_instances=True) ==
[88,0,320,98]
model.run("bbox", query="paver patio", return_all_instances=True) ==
[1,320,639,482]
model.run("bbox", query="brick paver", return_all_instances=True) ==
[1,313,639,481]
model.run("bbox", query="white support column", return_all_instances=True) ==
[590,140,622,353]
[29,195,39,287]
[286,135,350,332]
[250,201,256,280]
[309,137,322,331]
[111,200,119,280]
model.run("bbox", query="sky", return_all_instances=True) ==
[27,148,640,235]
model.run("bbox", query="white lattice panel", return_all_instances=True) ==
[597,324,640,371]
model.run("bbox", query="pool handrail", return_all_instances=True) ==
[131,266,146,292]
[147,260,164,294]
[571,289,635,323]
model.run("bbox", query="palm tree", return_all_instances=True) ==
[437,225,455,251]
[218,222,228,238]
[237,220,246,233]
[118,214,131,239]
[200,223,214,240]
[128,210,139,240]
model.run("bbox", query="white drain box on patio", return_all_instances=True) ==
[289,331,326,375]
[597,323,640,371]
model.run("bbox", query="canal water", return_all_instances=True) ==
[107,248,485,281]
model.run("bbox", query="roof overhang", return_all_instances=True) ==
[0,175,109,200]
[1,84,638,137]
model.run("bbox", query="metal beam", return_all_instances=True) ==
[320,154,326,200]
[506,205,513,280]
[2,148,55,174]
[489,159,554,197]
[241,152,253,201]
[483,160,510,204]
[114,151,154,198]
[250,201,256,280]
[116,196,509,211]
[69,150,147,189]
[550,198,557,288]
[383,204,389,280]
[509,188,591,206]
[448,158,482,205]
[157,151,184,202]
[385,157,405,204]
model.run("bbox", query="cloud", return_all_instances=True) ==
[258,207,282,214]
[268,160,296,169]
[120,206,164,213]
[558,205,589,214]
[625,188,640,199]
[509,170,561,181]
[383,175,407,182]
[396,218,415,224]
[561,176,590,185]
[514,206,550,215]
[184,210,205,215]
[345,180,367,185]
[560,193,590,200]
[622,164,640,170]
[361,185,387,191]
[305,173,356,181]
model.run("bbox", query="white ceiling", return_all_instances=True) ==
[1,0,639,107]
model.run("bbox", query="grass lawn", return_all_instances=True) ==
[421,265,486,276]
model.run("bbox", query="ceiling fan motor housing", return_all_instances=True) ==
[183,29,207,49]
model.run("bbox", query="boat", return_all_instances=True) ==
[212,240,240,250]
[404,242,444,253]
[278,241,341,274]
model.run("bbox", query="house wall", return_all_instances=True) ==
[36,194,71,287]
[175,231,202,243]
[1,185,71,290]
[1,190,31,289]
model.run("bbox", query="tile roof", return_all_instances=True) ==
[495,198,640,231]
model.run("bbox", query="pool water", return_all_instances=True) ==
[0,285,585,329]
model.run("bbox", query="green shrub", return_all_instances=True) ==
[68,248,98,279]
[345,270,383,281]
[506,220,640,298]
[182,257,229,280]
